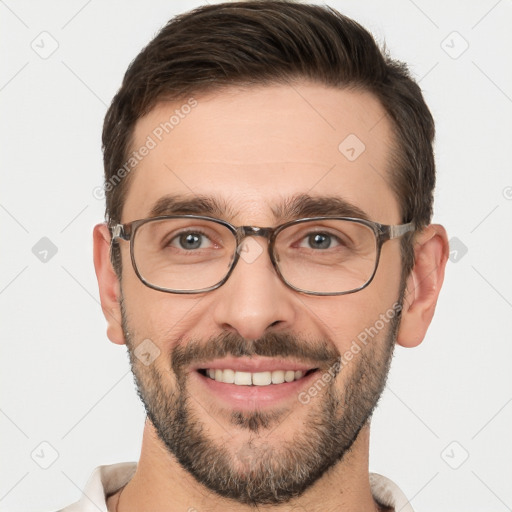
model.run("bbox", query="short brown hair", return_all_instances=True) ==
[103,0,435,280]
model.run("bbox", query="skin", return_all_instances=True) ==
[93,82,449,512]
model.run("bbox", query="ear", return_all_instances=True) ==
[93,223,125,345]
[397,224,449,348]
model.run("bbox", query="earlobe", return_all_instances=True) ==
[93,223,126,345]
[396,224,449,348]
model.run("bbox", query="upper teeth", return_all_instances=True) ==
[206,369,306,386]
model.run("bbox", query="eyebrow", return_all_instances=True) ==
[149,195,236,218]
[272,194,370,222]
[148,193,370,223]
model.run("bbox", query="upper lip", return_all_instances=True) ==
[191,356,318,373]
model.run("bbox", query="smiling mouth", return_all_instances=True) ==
[197,368,318,386]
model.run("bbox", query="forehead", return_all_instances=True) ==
[123,83,400,225]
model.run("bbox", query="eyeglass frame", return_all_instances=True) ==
[110,214,415,296]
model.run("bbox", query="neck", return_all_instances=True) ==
[108,420,382,512]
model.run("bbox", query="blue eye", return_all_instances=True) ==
[299,232,340,250]
[170,231,212,250]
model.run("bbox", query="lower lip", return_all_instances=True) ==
[191,369,319,410]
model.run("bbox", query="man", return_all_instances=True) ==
[62,1,449,510]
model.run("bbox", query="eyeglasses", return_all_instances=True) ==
[110,215,414,296]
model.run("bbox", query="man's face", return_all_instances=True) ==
[118,83,404,504]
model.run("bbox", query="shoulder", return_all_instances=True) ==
[54,462,137,512]
[369,472,414,512]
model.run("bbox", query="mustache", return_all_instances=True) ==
[171,331,341,375]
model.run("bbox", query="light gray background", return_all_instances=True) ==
[1,1,511,511]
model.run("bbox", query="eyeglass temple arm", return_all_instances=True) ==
[384,221,415,240]
[111,224,129,243]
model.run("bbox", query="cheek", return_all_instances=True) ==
[308,296,385,347]
[120,275,208,350]
[371,242,404,302]
[301,271,402,354]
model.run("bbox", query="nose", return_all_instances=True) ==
[211,236,297,340]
